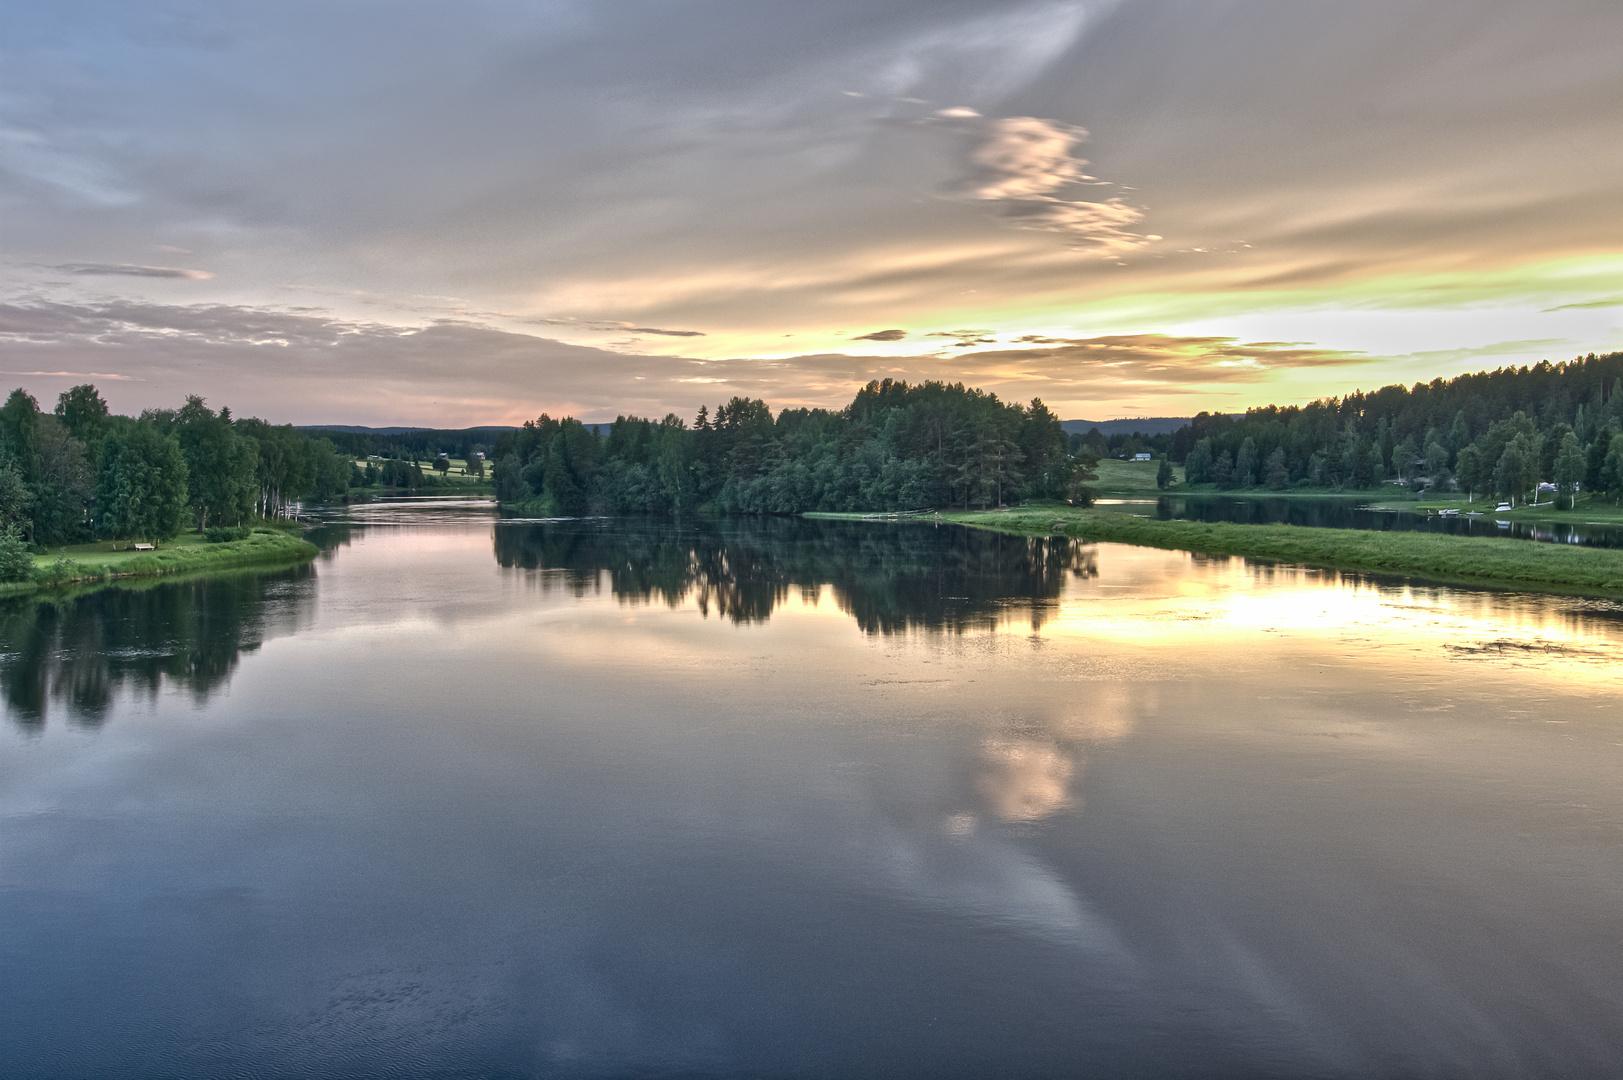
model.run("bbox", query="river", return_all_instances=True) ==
[3,502,1622,1077]
[1101,493,1623,547]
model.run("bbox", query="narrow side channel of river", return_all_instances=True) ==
[1099,492,1623,547]
[3,504,1621,1078]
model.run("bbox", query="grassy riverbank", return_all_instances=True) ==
[1365,492,1623,527]
[1105,460,1623,531]
[1092,459,1419,502]
[895,505,1623,595]
[3,527,319,596]
[1125,473,1623,529]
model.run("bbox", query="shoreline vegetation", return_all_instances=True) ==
[1093,453,1623,528]
[1102,457,1623,529]
[3,528,319,597]
[0,382,498,598]
[807,506,1623,597]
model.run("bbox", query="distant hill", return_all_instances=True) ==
[1061,417,1195,437]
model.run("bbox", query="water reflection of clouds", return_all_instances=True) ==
[976,739,1075,822]
[970,686,1143,826]
[870,825,1135,959]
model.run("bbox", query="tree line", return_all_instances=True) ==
[1171,351,1623,506]
[0,384,354,548]
[314,427,491,490]
[491,380,1091,515]
[314,426,500,465]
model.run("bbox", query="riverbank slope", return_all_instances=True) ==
[1099,458,1623,531]
[918,506,1623,595]
[4,528,319,596]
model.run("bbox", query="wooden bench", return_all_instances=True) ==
[132,543,155,551]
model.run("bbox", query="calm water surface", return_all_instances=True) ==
[4,504,1623,1077]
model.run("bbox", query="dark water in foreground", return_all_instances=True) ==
[1101,492,1623,547]
[4,505,1623,1077]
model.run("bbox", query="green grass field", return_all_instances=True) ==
[356,457,491,478]
[1090,458,1177,496]
[935,505,1623,596]
[1090,459,1408,501]
[3,528,319,596]
[1368,492,1623,527]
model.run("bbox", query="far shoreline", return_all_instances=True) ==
[808,506,1623,599]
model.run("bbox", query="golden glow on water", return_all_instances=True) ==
[907,544,1623,692]
[481,527,1623,702]
[10,514,1623,1074]
[462,526,1623,849]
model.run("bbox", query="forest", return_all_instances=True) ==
[493,353,1623,516]
[15,350,1621,554]
[1169,351,1623,506]
[0,384,353,549]
[491,380,1085,516]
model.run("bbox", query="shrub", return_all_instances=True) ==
[0,527,35,582]
[204,525,253,543]
[38,556,79,586]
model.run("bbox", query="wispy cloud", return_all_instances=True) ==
[0,300,1371,425]
[1543,296,1623,312]
[963,334,1368,385]
[946,116,1152,252]
[927,329,998,347]
[52,263,214,279]
[0,0,1614,404]
[853,329,907,341]
[1391,338,1576,367]
[0,369,139,380]
[960,116,1090,200]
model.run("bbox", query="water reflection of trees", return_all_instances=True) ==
[0,565,316,731]
[493,518,1097,633]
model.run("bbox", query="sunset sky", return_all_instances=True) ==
[2,0,1621,426]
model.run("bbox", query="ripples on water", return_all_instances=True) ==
[3,501,1622,1077]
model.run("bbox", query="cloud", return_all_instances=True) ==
[961,116,1090,200]
[1544,296,1623,311]
[955,334,1369,386]
[926,329,997,347]
[1390,338,1577,367]
[7,0,1613,429]
[557,321,705,336]
[995,197,1146,246]
[0,370,139,381]
[0,300,1371,426]
[947,116,1150,251]
[853,328,907,341]
[52,263,214,279]
[5,0,1617,391]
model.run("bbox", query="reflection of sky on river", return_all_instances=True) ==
[4,514,1623,1076]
